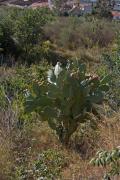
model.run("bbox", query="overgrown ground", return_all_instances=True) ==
[0,65,120,179]
[0,5,120,180]
[0,109,120,179]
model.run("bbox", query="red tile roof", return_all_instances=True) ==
[112,11,120,16]
[0,0,49,8]
[30,2,48,8]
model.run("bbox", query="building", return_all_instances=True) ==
[65,0,95,15]
[112,10,120,19]
[0,0,51,9]
[69,3,92,15]
[112,0,120,19]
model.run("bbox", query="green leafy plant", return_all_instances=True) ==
[15,149,67,180]
[90,147,120,180]
[32,149,66,179]
[99,51,120,112]
[14,8,54,63]
[0,7,54,64]
[25,61,110,145]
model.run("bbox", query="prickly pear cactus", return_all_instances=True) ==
[25,61,110,145]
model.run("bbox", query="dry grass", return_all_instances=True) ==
[61,112,120,179]
[98,112,120,150]
[0,110,119,179]
[21,113,120,179]
[0,107,16,179]
[0,129,14,180]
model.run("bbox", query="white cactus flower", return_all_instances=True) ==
[66,60,70,70]
[54,62,62,78]
[47,68,56,85]
[24,89,30,97]
[47,69,54,83]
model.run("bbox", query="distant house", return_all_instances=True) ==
[0,0,96,13]
[80,0,97,3]
[80,3,92,14]
[0,0,50,9]
[67,1,93,16]
[30,1,49,9]
[0,0,97,15]
[113,3,120,11]
[112,10,120,19]
[112,1,120,19]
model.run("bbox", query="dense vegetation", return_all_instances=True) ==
[0,4,120,180]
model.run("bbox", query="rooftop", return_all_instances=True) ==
[0,0,49,8]
[112,10,120,16]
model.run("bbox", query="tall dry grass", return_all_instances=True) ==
[0,94,119,180]
[0,129,14,180]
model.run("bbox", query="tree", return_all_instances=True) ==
[0,14,21,65]
[14,8,53,63]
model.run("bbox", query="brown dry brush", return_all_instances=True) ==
[0,107,15,179]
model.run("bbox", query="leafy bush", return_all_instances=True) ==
[97,48,120,112]
[14,8,53,63]
[25,61,110,145]
[90,148,120,179]
[14,149,66,180]
[95,0,113,18]
[106,56,119,105]
[0,7,54,64]
[0,63,48,130]
[0,11,21,65]
[33,149,67,179]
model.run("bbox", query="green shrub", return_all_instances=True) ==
[33,149,67,179]
[90,148,120,179]
[25,61,110,145]
[97,50,120,112]
[14,149,66,179]
[0,63,48,129]
[0,7,54,64]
